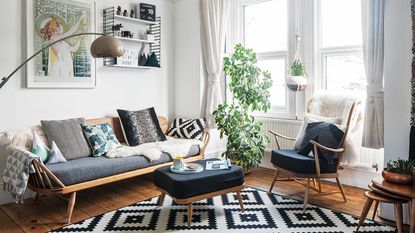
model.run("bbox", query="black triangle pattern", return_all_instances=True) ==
[167,118,206,140]
[52,188,395,233]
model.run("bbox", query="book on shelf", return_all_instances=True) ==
[205,159,232,170]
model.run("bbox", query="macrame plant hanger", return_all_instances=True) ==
[286,29,307,92]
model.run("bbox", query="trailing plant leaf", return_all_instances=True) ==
[213,44,272,171]
[385,158,415,175]
[289,59,305,76]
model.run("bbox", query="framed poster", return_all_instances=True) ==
[26,0,96,88]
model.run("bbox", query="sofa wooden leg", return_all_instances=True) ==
[268,169,279,193]
[65,192,76,224]
[33,194,40,201]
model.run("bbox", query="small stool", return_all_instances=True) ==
[356,191,407,233]
[154,159,245,227]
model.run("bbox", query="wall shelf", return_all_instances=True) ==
[103,7,161,68]
[106,65,159,69]
[113,15,158,25]
[115,36,158,44]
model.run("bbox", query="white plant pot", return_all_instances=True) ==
[286,75,307,92]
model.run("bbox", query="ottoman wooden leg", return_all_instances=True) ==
[158,193,165,206]
[187,203,193,227]
[236,191,244,212]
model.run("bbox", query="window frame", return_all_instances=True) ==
[235,0,297,119]
[315,0,365,92]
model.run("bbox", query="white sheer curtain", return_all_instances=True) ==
[361,0,385,149]
[200,0,230,128]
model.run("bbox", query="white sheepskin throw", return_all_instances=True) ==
[307,91,363,166]
[0,126,47,152]
[106,136,203,161]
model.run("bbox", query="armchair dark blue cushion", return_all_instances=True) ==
[271,149,338,174]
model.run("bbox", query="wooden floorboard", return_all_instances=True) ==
[0,166,386,233]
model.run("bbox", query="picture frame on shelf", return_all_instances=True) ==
[138,3,156,21]
[26,0,96,88]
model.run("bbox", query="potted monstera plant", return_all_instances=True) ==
[213,44,272,172]
[382,158,415,184]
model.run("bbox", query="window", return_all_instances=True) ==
[230,0,365,118]
[238,0,295,118]
[318,0,366,95]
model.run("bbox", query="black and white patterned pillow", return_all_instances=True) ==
[167,118,206,140]
[117,107,167,146]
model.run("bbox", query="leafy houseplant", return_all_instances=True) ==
[213,44,272,172]
[382,158,415,184]
[289,59,305,76]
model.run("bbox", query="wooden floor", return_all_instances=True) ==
[0,167,386,233]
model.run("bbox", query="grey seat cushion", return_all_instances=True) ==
[46,145,200,185]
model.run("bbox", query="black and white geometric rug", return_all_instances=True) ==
[52,188,395,233]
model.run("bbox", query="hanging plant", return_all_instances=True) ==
[286,34,307,92]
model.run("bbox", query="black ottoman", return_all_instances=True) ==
[154,159,245,226]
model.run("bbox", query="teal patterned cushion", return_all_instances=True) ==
[81,123,121,157]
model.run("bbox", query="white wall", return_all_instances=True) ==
[0,0,175,204]
[173,0,227,158]
[173,0,204,119]
[380,0,412,221]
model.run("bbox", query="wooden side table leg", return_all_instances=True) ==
[410,199,415,233]
[356,198,373,232]
[394,203,403,233]
[372,200,379,220]
[236,191,244,212]
[158,193,165,206]
[187,203,193,227]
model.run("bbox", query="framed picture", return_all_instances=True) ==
[26,0,96,88]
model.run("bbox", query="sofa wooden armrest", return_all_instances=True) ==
[26,116,210,223]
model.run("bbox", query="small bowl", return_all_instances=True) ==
[382,170,413,185]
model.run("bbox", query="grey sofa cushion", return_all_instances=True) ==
[46,145,200,185]
[41,118,91,160]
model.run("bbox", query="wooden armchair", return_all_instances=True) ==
[268,91,360,211]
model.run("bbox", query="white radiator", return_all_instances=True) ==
[258,118,382,171]
[258,118,302,150]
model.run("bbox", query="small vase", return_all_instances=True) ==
[382,170,413,184]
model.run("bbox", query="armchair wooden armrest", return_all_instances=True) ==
[309,140,345,153]
[310,140,344,177]
[268,130,296,141]
[269,130,295,150]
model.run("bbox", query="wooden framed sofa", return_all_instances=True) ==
[23,116,210,223]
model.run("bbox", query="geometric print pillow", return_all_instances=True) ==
[167,118,206,140]
[298,121,346,162]
[81,123,122,157]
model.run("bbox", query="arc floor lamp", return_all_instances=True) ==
[0,32,124,90]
